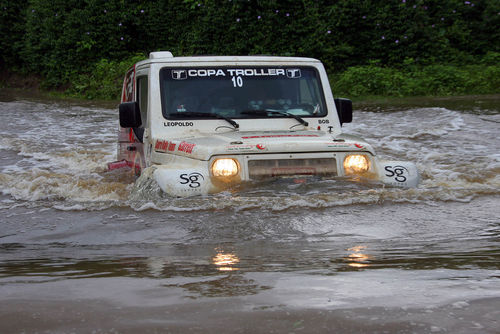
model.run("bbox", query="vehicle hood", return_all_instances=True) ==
[152,130,375,160]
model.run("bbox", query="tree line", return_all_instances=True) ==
[1,0,499,99]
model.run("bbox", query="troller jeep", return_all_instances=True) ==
[112,51,419,196]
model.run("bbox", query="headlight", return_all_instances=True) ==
[211,158,239,177]
[343,154,370,174]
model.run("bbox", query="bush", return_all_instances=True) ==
[332,55,500,98]
[68,54,145,100]
[0,1,27,70]
[1,0,499,97]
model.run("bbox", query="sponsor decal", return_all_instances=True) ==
[178,141,196,154]
[325,142,369,150]
[155,140,176,152]
[172,68,302,80]
[256,144,266,150]
[227,68,287,77]
[154,140,196,154]
[164,121,194,127]
[241,134,319,139]
[172,70,187,80]
[286,69,301,78]
[226,144,255,152]
[107,159,130,171]
[176,68,294,78]
[187,69,227,77]
[318,119,330,124]
[179,172,204,188]
[384,165,409,183]
[170,68,301,89]
[326,143,352,149]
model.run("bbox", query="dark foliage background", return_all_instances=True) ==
[1,0,499,98]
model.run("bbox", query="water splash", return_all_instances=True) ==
[1,100,499,211]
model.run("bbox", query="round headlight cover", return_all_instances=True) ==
[343,154,370,174]
[212,158,239,177]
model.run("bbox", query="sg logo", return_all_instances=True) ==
[180,172,204,188]
[385,165,408,183]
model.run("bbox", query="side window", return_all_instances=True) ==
[137,76,148,128]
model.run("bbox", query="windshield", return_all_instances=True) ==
[160,66,327,120]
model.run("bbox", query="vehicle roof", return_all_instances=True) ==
[135,51,321,67]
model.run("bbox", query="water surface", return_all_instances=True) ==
[1,92,499,333]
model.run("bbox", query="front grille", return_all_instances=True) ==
[248,158,337,178]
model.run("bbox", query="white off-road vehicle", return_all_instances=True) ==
[112,51,419,196]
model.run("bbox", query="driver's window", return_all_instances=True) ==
[137,76,148,128]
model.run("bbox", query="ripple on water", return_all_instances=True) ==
[0,101,499,211]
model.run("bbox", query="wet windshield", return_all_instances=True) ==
[160,66,327,120]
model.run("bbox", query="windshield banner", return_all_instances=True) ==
[171,68,302,80]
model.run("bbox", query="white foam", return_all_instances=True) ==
[1,102,499,211]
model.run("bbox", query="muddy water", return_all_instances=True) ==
[0,92,499,333]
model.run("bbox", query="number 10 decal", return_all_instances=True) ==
[231,76,243,87]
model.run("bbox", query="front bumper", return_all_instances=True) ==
[151,152,420,197]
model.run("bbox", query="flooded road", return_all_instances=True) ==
[1,92,499,333]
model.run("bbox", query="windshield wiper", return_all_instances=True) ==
[169,112,239,129]
[241,109,309,127]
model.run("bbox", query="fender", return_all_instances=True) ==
[377,160,420,188]
[153,166,219,196]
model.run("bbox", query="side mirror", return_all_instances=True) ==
[119,101,142,128]
[335,98,352,125]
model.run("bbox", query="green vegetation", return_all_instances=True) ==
[1,0,499,100]
[67,55,145,100]
[333,52,500,97]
